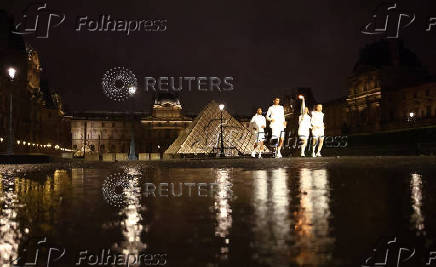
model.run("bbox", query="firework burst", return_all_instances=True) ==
[101,67,137,102]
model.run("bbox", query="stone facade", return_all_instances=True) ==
[382,82,436,130]
[346,69,382,133]
[317,40,436,136]
[70,94,193,157]
[343,39,433,134]
[0,12,71,153]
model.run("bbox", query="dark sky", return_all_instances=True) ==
[2,0,436,115]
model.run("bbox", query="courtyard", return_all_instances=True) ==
[0,156,435,266]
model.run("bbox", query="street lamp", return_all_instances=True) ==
[7,67,17,154]
[128,85,137,160]
[407,112,416,123]
[128,86,136,96]
[8,67,16,80]
[219,104,225,157]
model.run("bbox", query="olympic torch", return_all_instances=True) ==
[298,94,305,116]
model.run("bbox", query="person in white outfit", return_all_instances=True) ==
[311,104,325,157]
[250,107,266,158]
[266,97,286,158]
[298,107,311,157]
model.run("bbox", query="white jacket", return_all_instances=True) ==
[266,105,285,129]
[311,111,324,129]
[298,114,311,136]
[250,114,266,133]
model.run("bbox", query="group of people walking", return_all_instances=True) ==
[250,97,325,158]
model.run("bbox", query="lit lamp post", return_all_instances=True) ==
[408,112,415,123]
[219,104,225,157]
[128,86,138,160]
[7,67,16,155]
[128,86,136,96]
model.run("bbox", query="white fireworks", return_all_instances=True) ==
[102,172,135,207]
[101,67,137,102]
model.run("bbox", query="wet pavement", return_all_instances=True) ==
[0,156,436,267]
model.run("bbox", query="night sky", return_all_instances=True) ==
[2,0,436,115]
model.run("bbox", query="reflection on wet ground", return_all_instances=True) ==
[0,157,436,266]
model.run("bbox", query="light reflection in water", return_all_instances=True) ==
[0,174,21,265]
[71,168,84,186]
[0,170,68,265]
[410,173,425,236]
[294,168,332,266]
[214,169,233,260]
[253,169,268,252]
[118,168,147,255]
[271,168,290,252]
[252,168,290,265]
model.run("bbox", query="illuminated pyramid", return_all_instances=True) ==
[165,101,260,156]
